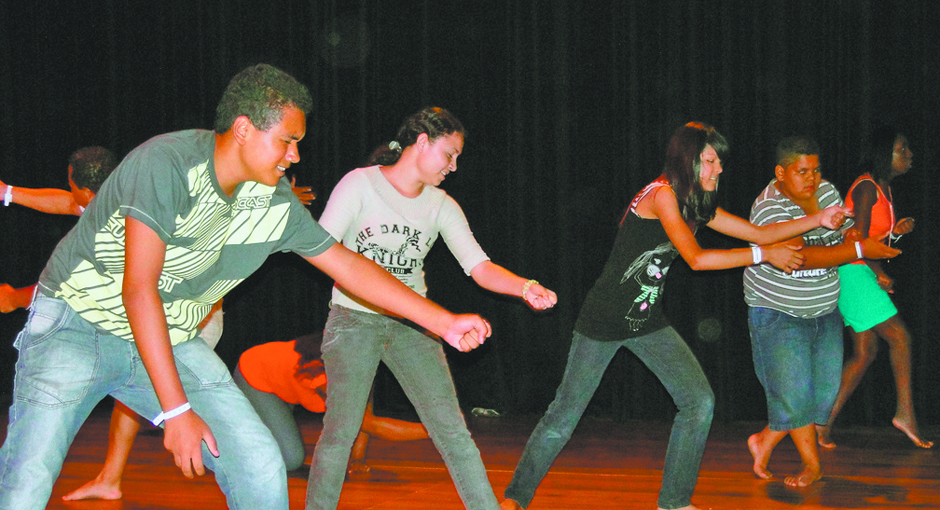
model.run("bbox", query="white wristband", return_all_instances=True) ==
[751,246,762,265]
[3,185,12,206]
[855,241,863,260]
[152,402,191,426]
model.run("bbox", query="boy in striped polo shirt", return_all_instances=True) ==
[744,136,899,488]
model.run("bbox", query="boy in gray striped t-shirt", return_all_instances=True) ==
[744,136,899,489]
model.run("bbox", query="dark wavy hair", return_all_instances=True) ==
[368,107,465,166]
[663,122,728,225]
[213,63,313,134]
[859,125,903,182]
[69,146,118,193]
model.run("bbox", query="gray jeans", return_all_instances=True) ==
[305,306,499,510]
[233,365,306,470]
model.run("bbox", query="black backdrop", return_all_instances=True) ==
[1,1,938,427]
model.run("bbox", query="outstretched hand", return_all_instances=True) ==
[818,204,852,230]
[0,284,18,313]
[524,283,558,311]
[0,283,33,313]
[290,175,316,205]
[859,233,901,260]
[763,242,805,274]
[441,313,492,352]
[893,217,915,236]
[162,410,219,479]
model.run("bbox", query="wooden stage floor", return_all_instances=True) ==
[3,405,938,509]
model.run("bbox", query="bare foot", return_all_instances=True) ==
[815,424,836,449]
[500,499,523,510]
[61,477,122,501]
[747,433,773,480]
[784,465,821,487]
[892,417,933,448]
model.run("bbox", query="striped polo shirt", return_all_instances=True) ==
[743,179,848,318]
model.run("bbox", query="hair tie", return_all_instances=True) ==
[388,141,401,152]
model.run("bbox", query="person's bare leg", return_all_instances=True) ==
[62,401,143,500]
[748,425,787,480]
[785,423,823,487]
[347,397,431,478]
[875,316,933,448]
[346,430,372,478]
[360,399,429,442]
[817,329,879,449]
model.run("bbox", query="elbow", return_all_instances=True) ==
[685,254,709,271]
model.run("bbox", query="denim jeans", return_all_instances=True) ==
[504,328,714,510]
[306,306,499,510]
[0,295,287,510]
[748,306,843,431]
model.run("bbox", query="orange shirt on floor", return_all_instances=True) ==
[239,340,327,413]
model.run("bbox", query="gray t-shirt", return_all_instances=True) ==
[39,130,334,344]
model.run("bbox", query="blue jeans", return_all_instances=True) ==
[306,306,499,510]
[748,307,843,431]
[504,328,714,510]
[0,295,287,510]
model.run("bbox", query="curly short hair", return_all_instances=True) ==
[69,146,118,193]
[213,63,313,134]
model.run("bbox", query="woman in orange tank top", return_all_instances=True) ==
[817,126,932,449]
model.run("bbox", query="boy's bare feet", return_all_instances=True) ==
[500,498,523,510]
[815,424,836,449]
[893,417,933,448]
[784,464,821,487]
[747,433,773,480]
[61,477,122,501]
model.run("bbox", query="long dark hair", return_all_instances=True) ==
[859,125,903,182]
[663,122,728,225]
[368,107,465,166]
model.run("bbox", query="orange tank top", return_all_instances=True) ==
[844,174,894,265]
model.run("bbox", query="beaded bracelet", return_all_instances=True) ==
[522,279,538,301]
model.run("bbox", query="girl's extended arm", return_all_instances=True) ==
[705,205,849,245]
[647,186,804,272]
[469,261,557,310]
